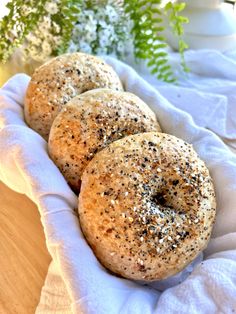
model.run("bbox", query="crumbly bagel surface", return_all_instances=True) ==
[48,89,161,192]
[79,132,216,281]
[24,53,123,139]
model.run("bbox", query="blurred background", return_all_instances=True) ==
[0,0,236,85]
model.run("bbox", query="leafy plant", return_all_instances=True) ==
[164,1,189,72]
[67,1,130,57]
[0,0,189,82]
[56,0,82,54]
[124,0,189,82]
[0,0,48,62]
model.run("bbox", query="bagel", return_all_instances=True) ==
[79,132,216,281]
[24,53,123,139]
[48,89,161,193]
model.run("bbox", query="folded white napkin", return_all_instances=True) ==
[0,55,236,314]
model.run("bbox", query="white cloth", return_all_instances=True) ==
[0,51,236,314]
[130,49,236,153]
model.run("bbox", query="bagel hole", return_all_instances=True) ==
[151,192,175,211]
[151,192,167,206]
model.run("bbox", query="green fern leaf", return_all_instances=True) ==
[125,0,189,82]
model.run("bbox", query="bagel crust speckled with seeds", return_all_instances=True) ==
[48,89,161,192]
[79,132,216,281]
[24,53,123,139]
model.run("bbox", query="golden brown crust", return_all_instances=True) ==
[24,53,123,139]
[79,132,216,281]
[48,89,161,193]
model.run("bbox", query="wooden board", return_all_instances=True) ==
[0,181,51,314]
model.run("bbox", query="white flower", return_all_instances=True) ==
[96,47,107,55]
[79,41,92,54]
[73,24,84,35]
[95,8,106,21]
[42,40,52,55]
[26,45,46,62]
[21,5,36,16]
[28,45,38,57]
[68,42,78,53]
[98,33,110,47]
[84,33,96,43]
[84,23,97,35]
[41,16,51,30]
[53,36,62,46]
[84,28,97,43]
[26,33,42,46]
[23,2,130,62]
[73,12,97,44]
[72,24,96,45]
[98,20,107,28]
[45,2,59,15]
[52,22,60,34]
[84,17,97,34]
[99,25,116,45]
[84,10,95,19]
[105,5,119,22]
[117,41,125,53]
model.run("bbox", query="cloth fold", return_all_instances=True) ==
[0,53,236,313]
[129,49,236,151]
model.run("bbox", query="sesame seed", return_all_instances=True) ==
[137,258,144,265]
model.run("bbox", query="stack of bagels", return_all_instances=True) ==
[24,52,216,281]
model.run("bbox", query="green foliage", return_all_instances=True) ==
[0,0,47,62]
[165,1,189,72]
[56,0,82,55]
[0,0,189,82]
[124,0,189,82]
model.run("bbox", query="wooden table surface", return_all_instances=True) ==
[0,181,51,314]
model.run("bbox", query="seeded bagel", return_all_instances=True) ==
[48,89,161,193]
[24,53,123,139]
[79,132,216,281]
